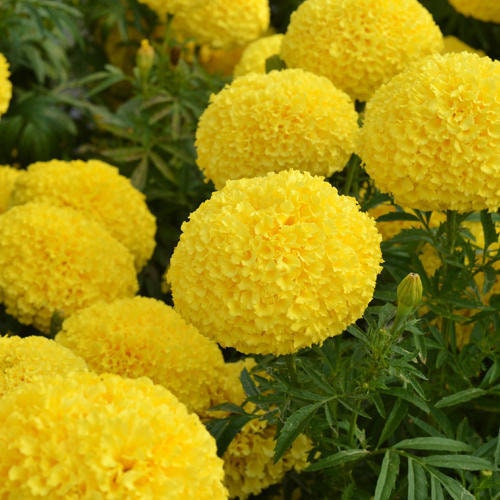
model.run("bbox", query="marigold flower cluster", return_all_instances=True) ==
[0,53,12,116]
[448,0,500,23]
[0,372,228,498]
[233,34,284,77]
[0,335,88,397]
[140,0,269,49]
[11,159,156,271]
[280,0,443,102]
[167,170,382,355]
[56,296,228,414]
[195,69,359,189]
[357,53,500,212]
[0,203,138,333]
[0,165,22,213]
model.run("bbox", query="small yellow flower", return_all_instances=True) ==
[233,34,284,77]
[0,53,12,117]
[448,0,500,23]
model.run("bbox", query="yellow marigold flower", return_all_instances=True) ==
[195,69,359,189]
[198,43,246,76]
[56,296,228,414]
[0,53,12,117]
[0,335,88,397]
[166,170,382,355]
[233,34,284,77]
[448,0,500,23]
[280,0,443,102]
[0,203,138,333]
[357,53,500,212]
[0,372,228,498]
[140,0,269,49]
[442,36,486,57]
[10,159,156,271]
[0,165,23,213]
[224,418,312,499]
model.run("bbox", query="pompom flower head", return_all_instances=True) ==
[10,159,156,271]
[0,372,227,498]
[56,296,228,414]
[166,170,382,355]
[357,52,500,212]
[0,335,88,397]
[0,165,22,213]
[140,0,269,49]
[195,69,359,189]
[233,34,284,77]
[0,203,138,333]
[448,0,500,23]
[280,0,443,102]
[0,53,12,116]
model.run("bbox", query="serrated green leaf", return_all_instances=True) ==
[205,414,254,456]
[374,450,400,500]
[240,368,259,398]
[274,401,324,462]
[435,388,487,408]
[425,466,475,499]
[422,454,493,471]
[377,399,408,448]
[306,449,369,472]
[394,437,473,453]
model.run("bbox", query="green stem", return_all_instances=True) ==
[343,154,361,197]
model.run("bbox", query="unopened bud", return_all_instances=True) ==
[397,273,423,313]
[136,39,155,81]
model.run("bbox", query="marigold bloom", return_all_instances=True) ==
[195,69,359,189]
[0,335,88,397]
[357,53,500,212]
[448,0,500,23]
[442,36,486,57]
[280,0,443,102]
[233,34,284,77]
[10,159,156,271]
[0,203,138,333]
[56,296,228,414]
[140,0,269,49]
[0,372,228,498]
[0,53,12,116]
[167,170,382,355]
[0,165,22,213]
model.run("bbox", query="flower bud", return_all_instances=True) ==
[136,39,155,81]
[397,273,423,313]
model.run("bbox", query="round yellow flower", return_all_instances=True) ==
[448,0,500,23]
[140,0,269,49]
[0,335,88,397]
[357,52,500,212]
[233,34,284,77]
[0,53,12,117]
[0,165,23,213]
[10,159,156,271]
[442,36,486,57]
[280,0,443,102]
[0,372,227,498]
[56,296,228,414]
[0,203,138,333]
[195,69,359,189]
[166,170,382,355]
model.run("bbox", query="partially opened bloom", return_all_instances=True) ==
[167,170,382,355]
[0,53,12,116]
[280,0,443,102]
[0,372,227,498]
[0,335,88,397]
[0,203,138,333]
[0,165,23,213]
[195,69,359,189]
[448,0,500,23]
[11,159,156,271]
[56,296,227,414]
[358,53,500,212]
[233,34,284,77]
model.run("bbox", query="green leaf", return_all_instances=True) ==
[394,437,473,453]
[382,387,430,413]
[240,368,259,398]
[425,466,475,500]
[408,458,428,500]
[431,475,445,500]
[377,211,420,222]
[306,449,369,472]
[274,401,324,462]
[205,414,254,456]
[265,54,287,73]
[374,450,400,500]
[422,454,494,471]
[480,209,499,249]
[435,388,487,408]
[377,399,408,448]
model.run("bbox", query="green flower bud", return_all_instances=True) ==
[397,273,423,313]
[136,39,155,81]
